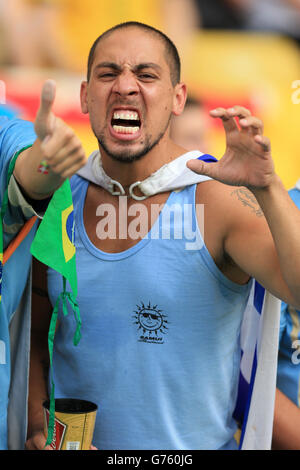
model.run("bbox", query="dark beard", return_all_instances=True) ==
[94,115,172,164]
[97,133,163,163]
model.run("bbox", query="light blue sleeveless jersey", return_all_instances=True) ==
[48,174,252,450]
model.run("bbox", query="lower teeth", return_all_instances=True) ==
[113,125,140,134]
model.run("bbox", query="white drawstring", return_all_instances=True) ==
[110,180,126,196]
[129,181,147,200]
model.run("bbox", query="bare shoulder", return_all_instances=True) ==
[196,180,265,225]
[196,179,270,248]
[195,180,270,284]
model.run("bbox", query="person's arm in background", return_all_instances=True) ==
[272,388,300,449]
[25,260,54,451]
[13,79,86,201]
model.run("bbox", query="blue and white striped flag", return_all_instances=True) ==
[234,280,281,449]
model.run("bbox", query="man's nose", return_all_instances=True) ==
[112,71,139,96]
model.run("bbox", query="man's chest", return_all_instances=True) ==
[83,183,171,252]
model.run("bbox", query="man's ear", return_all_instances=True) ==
[80,81,89,114]
[172,82,187,117]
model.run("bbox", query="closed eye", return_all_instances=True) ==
[137,73,157,81]
[98,72,117,79]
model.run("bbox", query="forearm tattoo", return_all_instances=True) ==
[231,188,263,217]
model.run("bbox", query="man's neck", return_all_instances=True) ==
[100,139,187,189]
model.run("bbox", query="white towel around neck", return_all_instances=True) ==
[76,149,211,199]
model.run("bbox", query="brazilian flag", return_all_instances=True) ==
[31,179,78,295]
[30,179,81,447]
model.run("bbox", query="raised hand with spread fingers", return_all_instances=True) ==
[187,105,274,189]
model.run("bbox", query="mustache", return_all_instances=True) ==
[108,101,143,116]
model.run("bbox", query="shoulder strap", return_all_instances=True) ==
[3,215,38,265]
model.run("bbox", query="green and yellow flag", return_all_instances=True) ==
[30,178,82,447]
[30,178,78,296]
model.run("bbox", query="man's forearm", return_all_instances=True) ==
[13,140,64,200]
[27,331,50,439]
[252,175,300,307]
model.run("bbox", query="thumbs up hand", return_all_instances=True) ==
[13,80,87,200]
[34,79,87,180]
[34,79,56,142]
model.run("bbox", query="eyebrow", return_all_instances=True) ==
[134,63,162,72]
[94,62,162,73]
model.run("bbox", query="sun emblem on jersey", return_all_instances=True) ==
[133,302,169,344]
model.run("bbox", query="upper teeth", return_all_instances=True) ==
[113,110,139,120]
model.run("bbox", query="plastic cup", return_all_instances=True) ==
[43,398,98,450]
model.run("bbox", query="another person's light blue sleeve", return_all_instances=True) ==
[0,118,36,188]
[277,187,300,406]
[0,119,37,248]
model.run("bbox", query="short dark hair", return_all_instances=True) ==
[87,21,181,86]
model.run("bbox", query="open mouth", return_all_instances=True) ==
[111,110,141,135]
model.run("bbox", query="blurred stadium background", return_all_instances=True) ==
[0,0,299,188]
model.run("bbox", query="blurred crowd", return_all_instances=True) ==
[1,0,300,452]
[0,0,299,72]
[165,0,300,45]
